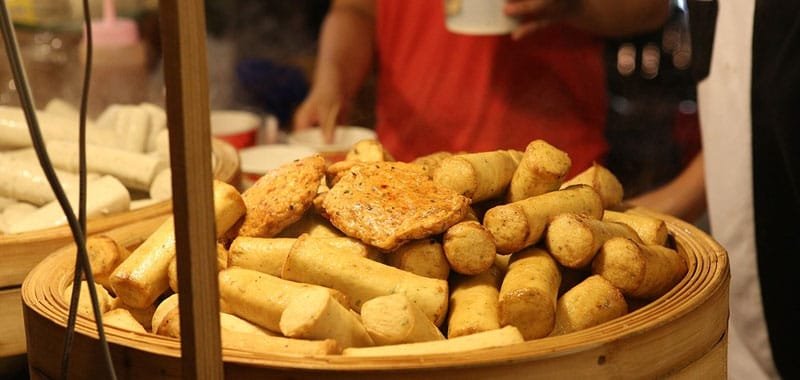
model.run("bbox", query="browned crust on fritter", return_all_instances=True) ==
[236,155,326,238]
[322,162,470,251]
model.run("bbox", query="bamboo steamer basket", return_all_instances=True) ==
[0,138,238,358]
[21,210,729,379]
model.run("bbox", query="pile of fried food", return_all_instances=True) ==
[67,139,687,357]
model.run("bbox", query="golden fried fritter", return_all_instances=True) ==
[236,155,326,238]
[322,162,469,250]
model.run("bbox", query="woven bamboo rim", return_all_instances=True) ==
[0,139,239,288]
[22,209,729,375]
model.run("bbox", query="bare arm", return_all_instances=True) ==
[505,0,671,39]
[294,0,376,141]
[627,152,707,222]
[315,0,375,102]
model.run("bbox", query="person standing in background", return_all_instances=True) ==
[698,0,799,377]
[634,0,799,377]
[294,0,669,176]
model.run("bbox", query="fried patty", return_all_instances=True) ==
[236,155,326,238]
[322,162,470,250]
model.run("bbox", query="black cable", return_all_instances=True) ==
[0,2,116,379]
[63,0,92,372]
[62,0,102,377]
[78,4,90,234]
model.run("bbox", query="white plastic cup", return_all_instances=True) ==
[444,0,518,35]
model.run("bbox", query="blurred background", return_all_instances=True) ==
[0,0,699,197]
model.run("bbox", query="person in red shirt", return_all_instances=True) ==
[295,0,669,176]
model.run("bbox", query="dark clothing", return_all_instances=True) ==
[752,1,800,377]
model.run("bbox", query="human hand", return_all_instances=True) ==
[504,0,579,40]
[293,80,347,144]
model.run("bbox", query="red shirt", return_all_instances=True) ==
[375,0,608,175]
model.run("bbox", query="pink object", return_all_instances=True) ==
[87,0,140,48]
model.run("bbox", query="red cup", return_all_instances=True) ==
[211,110,261,150]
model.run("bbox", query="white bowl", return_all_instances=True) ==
[287,126,376,154]
[239,144,318,188]
[240,145,319,174]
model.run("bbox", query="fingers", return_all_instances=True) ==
[512,20,552,40]
[293,97,337,134]
[293,97,321,132]
[293,86,346,143]
[504,0,576,40]
[504,0,552,18]
[321,103,341,144]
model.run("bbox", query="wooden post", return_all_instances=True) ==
[158,1,222,379]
